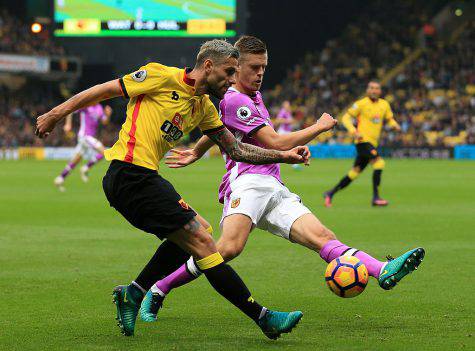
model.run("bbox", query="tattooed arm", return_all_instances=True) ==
[208,127,282,164]
[165,127,311,168]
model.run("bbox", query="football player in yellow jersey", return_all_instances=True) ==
[324,81,401,207]
[35,40,309,339]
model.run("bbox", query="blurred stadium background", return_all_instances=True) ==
[0,0,474,158]
[0,1,474,350]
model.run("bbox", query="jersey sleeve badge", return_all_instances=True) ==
[131,69,147,82]
[236,106,252,121]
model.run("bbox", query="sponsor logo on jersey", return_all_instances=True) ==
[171,91,179,101]
[171,113,183,129]
[231,198,240,208]
[236,106,251,121]
[246,117,258,125]
[131,69,147,82]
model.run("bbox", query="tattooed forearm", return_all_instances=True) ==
[208,127,286,165]
[184,218,202,233]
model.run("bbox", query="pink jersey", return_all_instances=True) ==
[77,104,105,138]
[277,107,293,133]
[218,88,281,203]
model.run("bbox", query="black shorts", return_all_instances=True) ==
[354,142,379,169]
[102,160,196,239]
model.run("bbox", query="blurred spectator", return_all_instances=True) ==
[0,9,64,56]
[265,4,474,147]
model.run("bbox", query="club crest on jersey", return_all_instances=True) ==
[178,198,190,210]
[172,113,183,129]
[231,198,240,208]
[237,106,251,121]
[131,69,147,82]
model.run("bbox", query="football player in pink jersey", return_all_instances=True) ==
[139,36,424,322]
[54,104,112,191]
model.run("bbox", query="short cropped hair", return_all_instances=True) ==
[368,80,381,87]
[196,39,239,67]
[234,35,267,55]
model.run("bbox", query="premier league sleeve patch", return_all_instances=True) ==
[236,106,252,121]
[131,69,147,82]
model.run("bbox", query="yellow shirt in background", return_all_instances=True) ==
[342,96,397,147]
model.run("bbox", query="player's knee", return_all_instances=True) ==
[183,220,216,253]
[194,231,216,254]
[348,168,360,180]
[372,158,385,170]
[218,242,244,261]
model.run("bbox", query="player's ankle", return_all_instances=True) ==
[127,284,145,303]
[150,284,166,297]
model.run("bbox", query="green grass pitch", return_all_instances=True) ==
[0,158,473,350]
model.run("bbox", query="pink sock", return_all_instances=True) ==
[320,240,385,278]
[86,153,104,168]
[154,263,197,295]
[60,162,77,178]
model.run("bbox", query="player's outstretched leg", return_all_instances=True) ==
[290,214,425,290]
[141,257,303,340]
[323,168,360,207]
[80,153,104,182]
[378,247,425,290]
[167,218,302,340]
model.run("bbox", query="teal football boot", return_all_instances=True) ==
[258,310,303,340]
[378,247,425,290]
[112,285,142,336]
[140,290,164,322]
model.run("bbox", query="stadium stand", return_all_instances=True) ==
[265,3,474,147]
[0,9,80,148]
[0,9,64,56]
[0,4,473,149]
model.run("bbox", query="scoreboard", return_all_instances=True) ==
[54,0,236,37]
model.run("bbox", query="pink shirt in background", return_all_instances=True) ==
[277,107,293,133]
[77,104,106,138]
[218,88,282,203]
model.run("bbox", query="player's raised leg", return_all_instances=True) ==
[289,213,424,290]
[167,217,303,340]
[54,153,82,191]
[371,157,389,206]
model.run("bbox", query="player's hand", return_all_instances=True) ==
[165,148,199,168]
[35,111,61,139]
[393,124,402,132]
[104,105,113,117]
[316,113,337,132]
[353,131,362,141]
[283,145,311,166]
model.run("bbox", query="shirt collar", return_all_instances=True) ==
[228,87,261,104]
[183,67,195,88]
